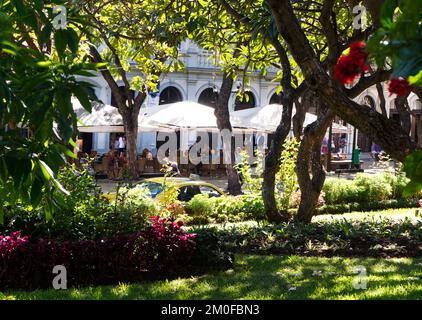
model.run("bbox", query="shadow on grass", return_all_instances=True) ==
[4,255,422,300]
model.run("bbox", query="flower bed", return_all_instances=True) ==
[0,218,233,290]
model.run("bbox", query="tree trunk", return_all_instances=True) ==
[215,72,242,195]
[293,90,312,139]
[395,93,411,135]
[262,34,295,223]
[262,90,294,223]
[295,104,334,223]
[376,83,387,118]
[120,106,140,179]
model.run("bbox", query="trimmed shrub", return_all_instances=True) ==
[0,218,233,290]
[186,194,265,225]
[316,198,419,215]
[322,173,413,205]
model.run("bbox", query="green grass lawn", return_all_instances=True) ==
[3,255,422,300]
[313,208,421,223]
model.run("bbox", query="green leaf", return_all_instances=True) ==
[73,85,92,112]
[403,181,422,197]
[38,159,53,181]
[39,24,52,46]
[66,28,79,54]
[408,69,422,86]
[30,177,44,207]
[54,29,67,58]
[12,0,26,16]
[380,0,398,28]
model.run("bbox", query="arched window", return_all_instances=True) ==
[363,95,376,110]
[198,88,218,107]
[269,92,283,105]
[234,92,256,111]
[111,86,135,107]
[159,86,183,105]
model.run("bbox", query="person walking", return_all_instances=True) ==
[113,137,119,152]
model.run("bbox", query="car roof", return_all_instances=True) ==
[139,177,225,193]
[143,177,206,185]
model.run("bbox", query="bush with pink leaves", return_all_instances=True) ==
[0,218,231,290]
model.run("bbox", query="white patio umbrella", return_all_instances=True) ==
[144,101,219,129]
[231,104,352,134]
[231,104,318,132]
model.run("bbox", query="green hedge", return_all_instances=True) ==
[316,198,419,215]
[184,173,419,224]
[186,194,266,224]
[322,173,409,205]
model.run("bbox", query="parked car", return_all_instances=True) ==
[106,177,225,202]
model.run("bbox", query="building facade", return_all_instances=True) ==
[80,40,422,155]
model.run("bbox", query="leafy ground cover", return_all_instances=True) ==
[190,208,422,258]
[3,255,422,300]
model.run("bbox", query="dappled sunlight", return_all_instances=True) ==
[4,255,422,300]
[313,208,420,224]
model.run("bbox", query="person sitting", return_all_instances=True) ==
[106,149,117,180]
[371,143,382,161]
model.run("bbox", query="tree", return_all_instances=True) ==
[367,0,422,195]
[179,0,281,195]
[78,0,187,177]
[0,0,98,221]
[215,0,420,222]
[266,0,416,161]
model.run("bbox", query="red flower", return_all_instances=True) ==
[334,55,361,84]
[349,41,366,52]
[388,78,412,97]
[334,41,369,84]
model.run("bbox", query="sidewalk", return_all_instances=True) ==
[97,153,397,193]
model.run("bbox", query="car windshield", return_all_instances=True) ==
[136,181,163,198]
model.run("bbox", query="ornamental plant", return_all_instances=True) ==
[334,41,370,84]
[0,217,203,290]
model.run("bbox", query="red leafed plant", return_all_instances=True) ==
[334,41,370,84]
[0,218,198,290]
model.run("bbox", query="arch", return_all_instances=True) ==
[198,87,218,107]
[362,95,376,109]
[159,86,183,105]
[234,91,256,111]
[269,91,284,105]
[267,86,282,105]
